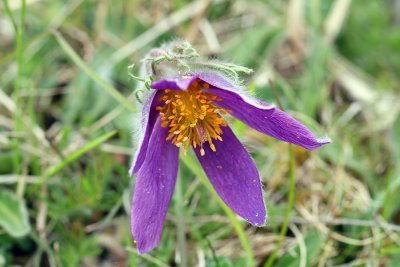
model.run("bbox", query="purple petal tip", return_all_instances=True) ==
[245,210,267,227]
[135,240,158,255]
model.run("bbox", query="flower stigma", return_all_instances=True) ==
[156,79,229,156]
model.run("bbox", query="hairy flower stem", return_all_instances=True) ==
[264,144,296,267]
[175,170,188,267]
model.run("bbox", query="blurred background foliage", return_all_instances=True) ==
[1,0,400,266]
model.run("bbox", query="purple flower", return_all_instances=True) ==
[130,71,330,254]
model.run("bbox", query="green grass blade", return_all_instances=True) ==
[54,31,136,113]
[2,0,17,33]
[38,130,117,184]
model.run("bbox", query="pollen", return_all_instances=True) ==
[156,80,228,155]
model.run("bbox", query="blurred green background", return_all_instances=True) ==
[1,0,400,266]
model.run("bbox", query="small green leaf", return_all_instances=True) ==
[0,189,31,238]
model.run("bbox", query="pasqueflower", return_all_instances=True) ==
[129,43,330,254]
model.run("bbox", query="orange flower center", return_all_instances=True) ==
[156,80,228,156]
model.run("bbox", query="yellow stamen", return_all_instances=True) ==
[157,79,228,156]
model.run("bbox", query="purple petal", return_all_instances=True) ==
[149,71,329,150]
[193,125,266,226]
[198,72,245,92]
[151,75,199,90]
[131,118,180,254]
[150,72,240,92]
[130,91,160,175]
[158,71,276,111]
[207,88,330,150]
